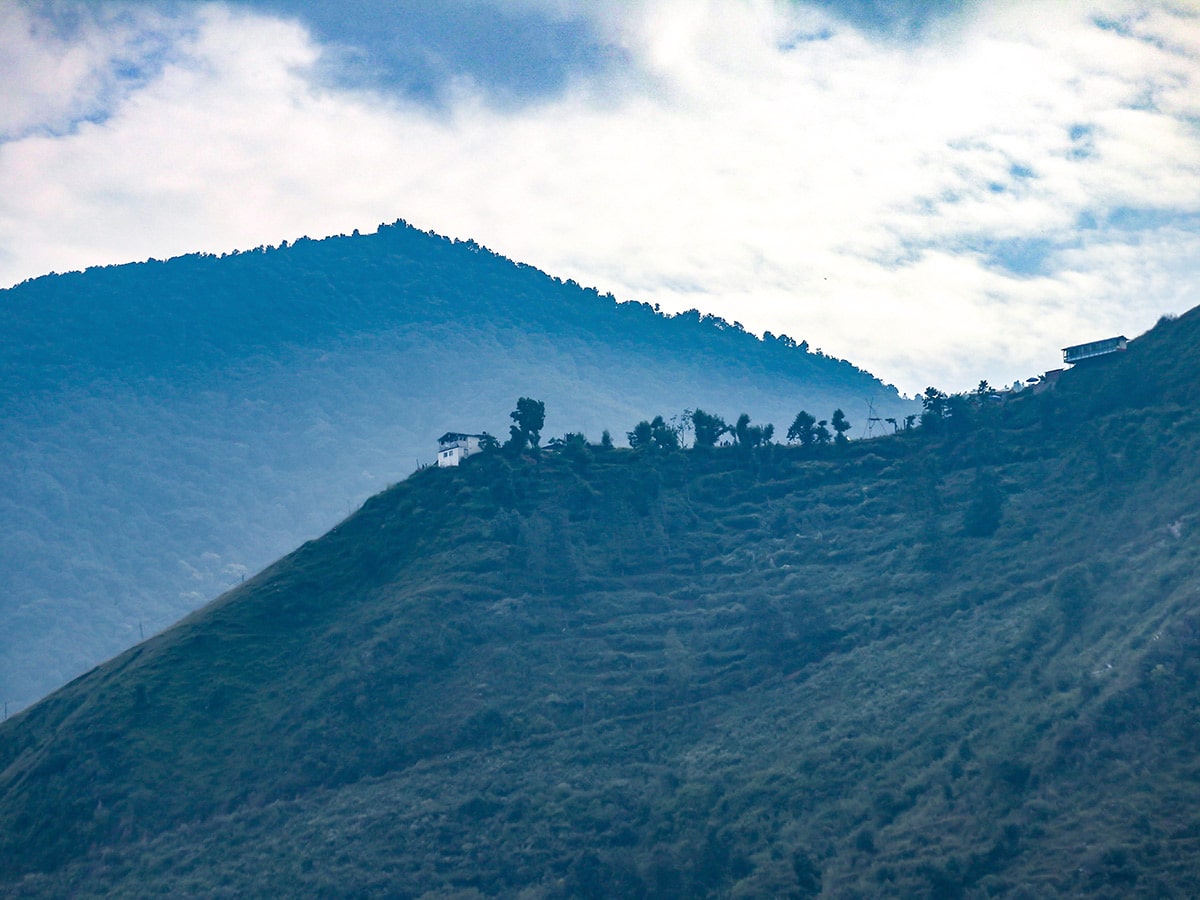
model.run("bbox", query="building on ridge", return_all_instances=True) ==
[437,432,486,467]
[1062,335,1127,365]
[1032,368,1065,394]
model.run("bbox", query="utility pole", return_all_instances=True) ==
[865,398,881,438]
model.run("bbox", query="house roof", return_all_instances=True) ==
[437,432,486,444]
[1062,335,1128,364]
[1062,335,1127,353]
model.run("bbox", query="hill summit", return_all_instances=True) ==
[0,220,914,712]
[2,306,1200,896]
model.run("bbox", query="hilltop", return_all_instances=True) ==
[0,221,914,711]
[2,307,1199,897]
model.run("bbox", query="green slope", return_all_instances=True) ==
[0,221,916,712]
[2,309,1199,897]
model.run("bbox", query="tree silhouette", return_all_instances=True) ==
[691,409,729,449]
[920,387,948,431]
[628,415,679,452]
[504,426,527,455]
[513,398,545,443]
[733,413,773,449]
[831,408,851,448]
[652,416,681,450]
[787,411,816,447]
[628,420,653,450]
[505,397,545,455]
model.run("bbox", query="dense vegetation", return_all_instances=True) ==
[2,307,1199,897]
[0,221,914,712]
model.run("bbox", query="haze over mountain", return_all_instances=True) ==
[1,304,1197,897]
[0,220,914,712]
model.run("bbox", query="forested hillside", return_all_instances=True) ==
[1,307,1198,897]
[0,221,914,711]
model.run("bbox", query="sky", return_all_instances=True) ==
[2,0,1199,395]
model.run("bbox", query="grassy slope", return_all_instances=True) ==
[2,310,1200,897]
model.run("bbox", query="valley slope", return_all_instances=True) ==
[0,221,914,711]
[1,308,1199,896]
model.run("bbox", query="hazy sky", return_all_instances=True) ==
[3,0,1198,394]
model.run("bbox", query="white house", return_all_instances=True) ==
[437,432,486,467]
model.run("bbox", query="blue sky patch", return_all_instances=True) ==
[231,0,623,107]
[977,236,1056,276]
[1093,12,1172,53]
[1106,207,1200,232]
[801,0,967,38]
[1067,123,1095,160]
[779,26,836,50]
[920,235,1060,278]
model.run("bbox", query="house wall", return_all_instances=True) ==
[436,436,482,467]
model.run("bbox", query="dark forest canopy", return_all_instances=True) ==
[3,220,892,387]
[0,220,915,712]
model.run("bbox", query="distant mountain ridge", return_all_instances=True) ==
[0,220,915,711]
[2,306,1199,896]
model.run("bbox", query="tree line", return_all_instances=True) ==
[475,382,1015,460]
[629,408,854,452]
[476,398,857,456]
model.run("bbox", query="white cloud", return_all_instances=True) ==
[1,0,1198,395]
[0,2,183,139]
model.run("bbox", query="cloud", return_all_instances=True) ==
[1,0,1198,395]
[0,1,191,140]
